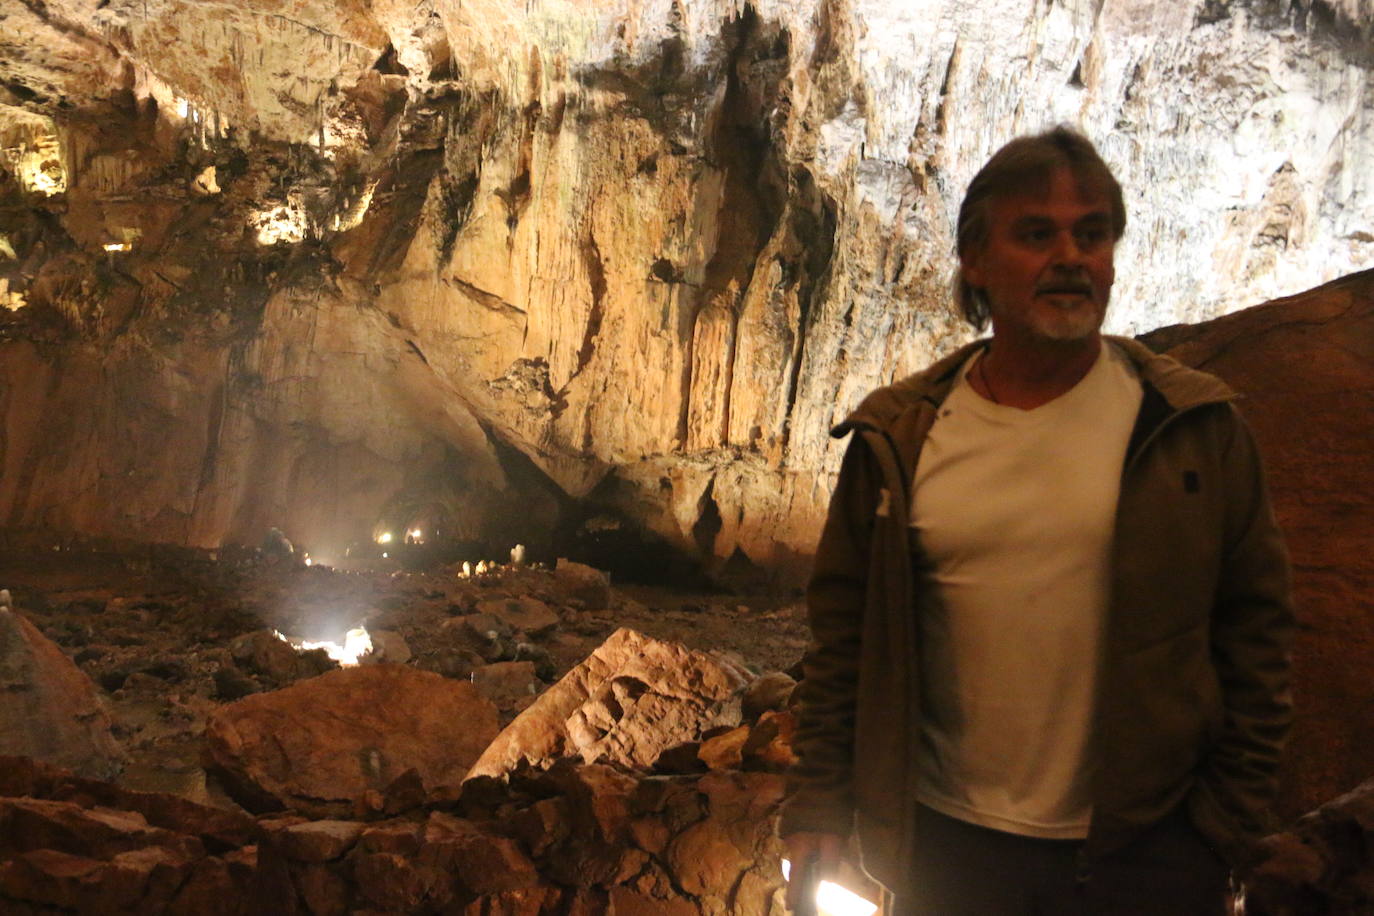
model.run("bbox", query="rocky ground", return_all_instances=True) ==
[0,540,811,809]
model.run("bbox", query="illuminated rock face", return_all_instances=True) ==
[1,0,1372,577]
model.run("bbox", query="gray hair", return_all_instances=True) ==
[954,127,1126,331]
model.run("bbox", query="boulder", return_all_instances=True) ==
[1142,270,1374,818]
[0,607,125,779]
[467,628,747,778]
[471,661,541,713]
[553,561,612,610]
[204,665,499,815]
[475,596,560,638]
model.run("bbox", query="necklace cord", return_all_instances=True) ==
[977,351,1000,404]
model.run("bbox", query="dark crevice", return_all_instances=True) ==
[691,477,723,557]
[572,230,606,380]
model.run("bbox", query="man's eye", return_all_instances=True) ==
[1076,226,1109,246]
[1021,228,1053,243]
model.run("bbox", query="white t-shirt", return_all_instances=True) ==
[909,340,1143,839]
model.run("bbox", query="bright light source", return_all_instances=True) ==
[103,242,131,252]
[176,98,189,118]
[276,627,373,666]
[303,554,313,567]
[781,860,879,916]
[381,551,388,559]
[409,528,422,540]
[376,531,393,544]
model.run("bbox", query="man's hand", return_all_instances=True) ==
[783,831,844,914]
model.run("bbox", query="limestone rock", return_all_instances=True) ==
[269,820,365,864]
[204,664,499,815]
[741,671,797,719]
[471,661,541,713]
[0,607,125,779]
[467,628,747,778]
[475,596,560,638]
[2,0,1373,586]
[553,561,612,611]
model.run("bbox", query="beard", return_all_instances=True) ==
[1027,296,1107,341]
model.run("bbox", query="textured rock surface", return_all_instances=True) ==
[0,606,125,779]
[0,753,795,915]
[203,664,499,814]
[469,627,750,779]
[2,1,1372,579]
[1141,268,1374,821]
[1244,776,1374,915]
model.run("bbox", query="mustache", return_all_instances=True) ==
[1036,270,1094,295]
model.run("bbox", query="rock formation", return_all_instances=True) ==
[0,602,125,779]
[1142,268,1374,822]
[3,1,1372,580]
[203,664,499,815]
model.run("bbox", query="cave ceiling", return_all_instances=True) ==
[1,0,1372,577]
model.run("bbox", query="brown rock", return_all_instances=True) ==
[291,862,350,916]
[468,628,747,778]
[229,629,308,683]
[460,886,568,915]
[355,820,425,856]
[271,820,365,863]
[471,660,541,711]
[741,710,799,770]
[0,797,202,861]
[350,851,444,912]
[363,629,412,665]
[553,560,612,610]
[608,884,700,915]
[475,597,560,637]
[665,817,742,898]
[0,609,125,779]
[204,665,499,815]
[697,725,749,772]
[419,811,539,896]
[1142,271,1374,818]
[741,671,797,719]
[508,797,570,857]
[0,845,192,913]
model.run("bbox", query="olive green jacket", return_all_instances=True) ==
[779,336,1294,899]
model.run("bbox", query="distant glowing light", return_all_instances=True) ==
[781,860,878,916]
[381,551,388,559]
[460,561,472,578]
[103,242,131,252]
[303,554,313,567]
[275,626,372,667]
[176,98,189,118]
[376,531,393,544]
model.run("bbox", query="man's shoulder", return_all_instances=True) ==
[1106,336,1237,410]
[836,341,982,436]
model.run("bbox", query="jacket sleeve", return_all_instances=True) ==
[1190,405,1296,865]
[778,433,880,838]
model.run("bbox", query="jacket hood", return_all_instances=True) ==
[833,334,1237,438]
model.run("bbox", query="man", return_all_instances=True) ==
[779,128,1293,915]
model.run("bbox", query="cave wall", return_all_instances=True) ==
[1,0,1372,577]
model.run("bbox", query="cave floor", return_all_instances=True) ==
[0,544,810,810]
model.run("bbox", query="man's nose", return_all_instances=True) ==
[1050,231,1086,264]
